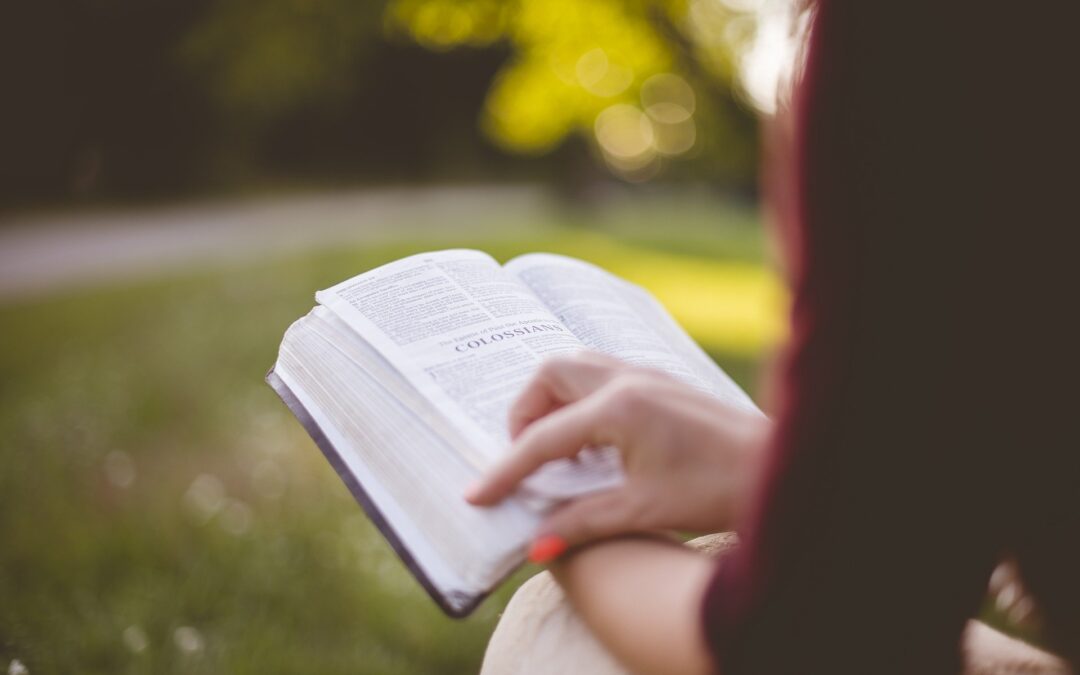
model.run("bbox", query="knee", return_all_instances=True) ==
[481,571,627,675]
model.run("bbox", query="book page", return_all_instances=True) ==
[505,253,760,414]
[315,250,587,468]
[275,309,541,598]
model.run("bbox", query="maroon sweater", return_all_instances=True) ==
[702,2,1080,672]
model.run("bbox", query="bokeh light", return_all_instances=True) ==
[595,104,656,164]
[641,73,697,124]
[384,0,805,182]
[576,48,635,98]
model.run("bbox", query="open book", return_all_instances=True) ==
[267,250,758,617]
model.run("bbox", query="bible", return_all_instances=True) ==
[267,250,758,617]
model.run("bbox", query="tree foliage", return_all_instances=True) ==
[177,0,766,186]
[385,0,762,182]
[180,0,386,126]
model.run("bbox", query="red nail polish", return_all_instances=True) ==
[527,534,567,563]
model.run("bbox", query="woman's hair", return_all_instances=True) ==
[705,2,1080,670]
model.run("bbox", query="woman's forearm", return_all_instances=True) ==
[549,537,717,675]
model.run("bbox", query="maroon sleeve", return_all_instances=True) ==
[701,2,1080,672]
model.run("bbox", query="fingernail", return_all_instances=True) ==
[527,534,567,564]
[463,481,481,502]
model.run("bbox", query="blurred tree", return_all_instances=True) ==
[180,1,384,131]
[384,0,763,184]
[183,0,764,188]
[177,0,580,188]
[1,0,773,207]
[0,0,216,204]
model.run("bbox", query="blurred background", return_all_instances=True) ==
[0,0,802,672]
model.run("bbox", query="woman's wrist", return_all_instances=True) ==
[546,536,717,675]
[548,532,681,578]
[728,414,771,533]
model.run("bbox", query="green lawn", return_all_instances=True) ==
[0,215,780,674]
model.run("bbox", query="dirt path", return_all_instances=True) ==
[0,185,554,302]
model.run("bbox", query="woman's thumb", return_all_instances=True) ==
[527,488,643,563]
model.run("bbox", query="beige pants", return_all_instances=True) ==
[481,534,1070,675]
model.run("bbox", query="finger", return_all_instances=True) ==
[469,396,617,505]
[508,352,626,438]
[535,487,647,552]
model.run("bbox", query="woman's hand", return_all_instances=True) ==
[465,352,770,556]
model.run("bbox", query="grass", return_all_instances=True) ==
[0,212,782,674]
